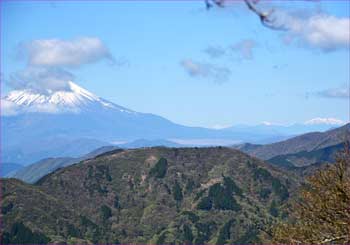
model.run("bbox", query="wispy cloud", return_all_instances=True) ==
[318,85,349,99]
[203,39,257,61]
[180,59,231,84]
[21,37,113,67]
[203,46,226,59]
[231,39,256,60]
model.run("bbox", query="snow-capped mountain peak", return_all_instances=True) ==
[2,81,134,115]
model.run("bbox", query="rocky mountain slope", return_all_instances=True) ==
[1,147,298,244]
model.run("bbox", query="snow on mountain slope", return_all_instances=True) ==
[2,81,134,114]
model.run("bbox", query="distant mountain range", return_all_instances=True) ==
[235,123,350,168]
[8,123,349,184]
[1,162,24,177]
[6,146,121,183]
[224,120,342,140]
[118,139,183,149]
[2,136,110,166]
[2,81,344,164]
[5,140,183,183]
[268,143,344,168]
[5,138,193,182]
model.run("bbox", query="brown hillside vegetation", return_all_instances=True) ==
[1,147,296,244]
[272,147,350,244]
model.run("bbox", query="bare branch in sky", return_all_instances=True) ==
[206,0,287,31]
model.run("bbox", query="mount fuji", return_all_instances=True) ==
[1,81,341,165]
[1,81,243,164]
[3,81,133,114]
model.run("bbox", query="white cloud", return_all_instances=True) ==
[7,37,115,94]
[180,59,231,84]
[9,67,74,93]
[1,99,20,116]
[274,11,350,51]
[304,117,345,125]
[22,37,112,67]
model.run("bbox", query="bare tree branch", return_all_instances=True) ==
[205,0,225,9]
[206,0,287,31]
[243,0,285,30]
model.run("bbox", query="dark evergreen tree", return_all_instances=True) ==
[223,176,243,196]
[100,205,112,221]
[183,224,193,244]
[197,196,212,210]
[149,157,168,178]
[1,222,50,244]
[216,219,235,245]
[172,181,183,202]
[269,200,279,217]
[114,195,121,209]
[272,178,289,201]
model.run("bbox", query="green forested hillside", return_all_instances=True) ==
[1,147,298,244]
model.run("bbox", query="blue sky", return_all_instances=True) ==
[1,0,349,128]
